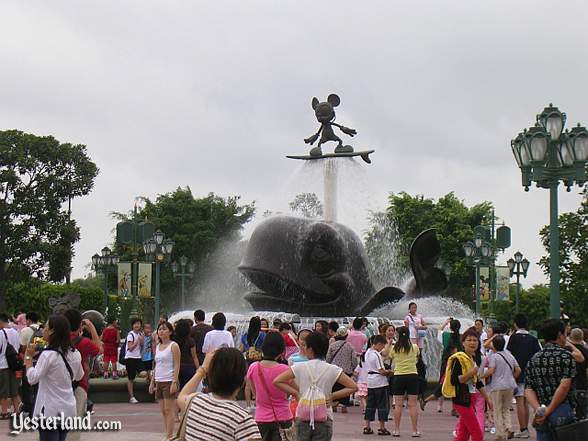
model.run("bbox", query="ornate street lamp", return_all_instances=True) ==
[171,255,196,311]
[510,104,588,318]
[463,234,493,316]
[91,247,119,313]
[507,251,530,314]
[143,231,174,323]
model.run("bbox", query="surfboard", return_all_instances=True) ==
[286,149,375,164]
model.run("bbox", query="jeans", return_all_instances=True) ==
[454,404,484,441]
[296,420,333,441]
[535,402,575,441]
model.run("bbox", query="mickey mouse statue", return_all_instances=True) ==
[304,94,357,157]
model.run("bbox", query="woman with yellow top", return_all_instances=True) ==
[442,327,493,441]
[389,326,420,437]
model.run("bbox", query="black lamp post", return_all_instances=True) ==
[171,255,195,311]
[143,230,174,323]
[463,232,492,316]
[91,247,119,313]
[511,104,588,318]
[507,251,530,314]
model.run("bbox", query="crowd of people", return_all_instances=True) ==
[0,302,587,441]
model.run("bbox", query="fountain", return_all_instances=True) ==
[171,93,476,379]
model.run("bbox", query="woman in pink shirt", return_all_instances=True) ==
[246,331,293,440]
[347,317,369,355]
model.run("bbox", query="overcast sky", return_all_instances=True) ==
[1,1,587,290]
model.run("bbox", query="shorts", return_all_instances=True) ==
[392,374,419,396]
[365,386,389,422]
[296,420,332,441]
[0,368,19,398]
[155,381,177,400]
[143,360,153,371]
[103,353,118,365]
[125,358,142,380]
[515,383,525,397]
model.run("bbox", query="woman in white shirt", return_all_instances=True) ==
[149,321,180,440]
[404,302,427,350]
[24,315,83,441]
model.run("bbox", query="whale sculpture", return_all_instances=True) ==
[238,216,447,316]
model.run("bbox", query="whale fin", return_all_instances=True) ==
[357,286,405,316]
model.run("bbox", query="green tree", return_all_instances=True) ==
[0,130,99,310]
[373,192,493,305]
[539,187,588,326]
[110,188,255,311]
[289,193,323,219]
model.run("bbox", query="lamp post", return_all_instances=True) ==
[507,251,530,314]
[463,232,492,316]
[171,255,195,311]
[143,230,174,323]
[510,104,588,318]
[91,247,119,313]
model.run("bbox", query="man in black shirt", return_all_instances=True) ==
[525,319,576,441]
[507,313,541,438]
[190,309,212,365]
[568,328,588,419]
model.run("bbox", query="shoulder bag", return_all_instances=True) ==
[170,393,198,441]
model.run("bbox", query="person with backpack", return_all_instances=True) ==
[18,312,44,416]
[246,331,293,441]
[19,311,41,351]
[273,331,357,441]
[64,309,102,440]
[240,316,266,410]
[124,318,144,403]
[0,312,22,419]
[506,313,542,439]
[24,314,83,441]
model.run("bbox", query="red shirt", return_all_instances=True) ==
[101,327,119,356]
[70,332,100,392]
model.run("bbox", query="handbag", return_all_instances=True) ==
[552,419,588,441]
[169,393,198,441]
[257,364,296,441]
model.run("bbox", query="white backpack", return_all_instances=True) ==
[296,363,329,428]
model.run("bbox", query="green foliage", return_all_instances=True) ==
[5,281,103,320]
[110,188,255,311]
[289,193,323,219]
[0,130,99,309]
[539,187,588,326]
[378,192,493,305]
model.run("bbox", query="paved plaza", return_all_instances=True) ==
[1,401,537,440]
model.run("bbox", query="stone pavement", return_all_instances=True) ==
[1,401,537,440]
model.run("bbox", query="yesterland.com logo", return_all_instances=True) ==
[10,412,122,434]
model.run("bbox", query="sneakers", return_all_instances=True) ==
[452,430,457,438]
[419,397,426,411]
[514,429,530,438]
[129,396,139,404]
